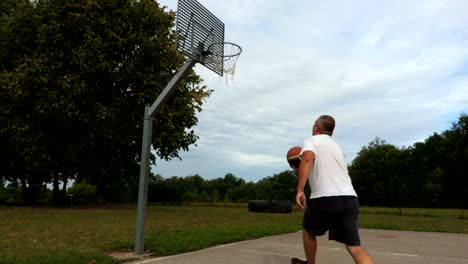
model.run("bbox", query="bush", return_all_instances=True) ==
[0,187,9,202]
[0,183,23,203]
[67,184,96,205]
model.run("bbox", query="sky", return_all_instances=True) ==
[153,0,468,182]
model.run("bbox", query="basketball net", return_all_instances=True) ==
[220,42,242,86]
[192,41,242,87]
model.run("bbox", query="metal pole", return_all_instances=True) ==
[134,58,196,255]
[149,59,196,118]
[135,105,153,255]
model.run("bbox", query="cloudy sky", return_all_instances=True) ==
[153,0,468,182]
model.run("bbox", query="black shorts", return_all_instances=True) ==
[302,196,361,246]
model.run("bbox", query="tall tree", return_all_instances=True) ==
[350,138,406,207]
[0,0,212,204]
[440,114,468,208]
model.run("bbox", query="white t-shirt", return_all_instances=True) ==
[301,134,357,199]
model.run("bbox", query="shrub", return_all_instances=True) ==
[67,184,97,205]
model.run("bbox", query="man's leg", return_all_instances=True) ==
[345,245,374,264]
[291,230,317,264]
[303,230,317,264]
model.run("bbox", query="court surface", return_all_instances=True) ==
[126,228,468,264]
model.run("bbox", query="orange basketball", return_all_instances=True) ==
[286,146,301,169]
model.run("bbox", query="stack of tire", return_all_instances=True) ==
[248,200,292,214]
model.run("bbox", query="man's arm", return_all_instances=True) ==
[296,150,315,210]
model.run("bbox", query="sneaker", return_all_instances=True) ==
[291,257,307,264]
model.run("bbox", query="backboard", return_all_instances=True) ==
[176,0,225,76]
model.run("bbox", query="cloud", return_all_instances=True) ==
[227,150,283,166]
[153,0,468,181]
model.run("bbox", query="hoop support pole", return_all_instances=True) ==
[149,59,196,118]
[134,105,152,255]
[135,58,196,255]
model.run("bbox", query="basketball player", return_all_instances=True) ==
[292,115,373,264]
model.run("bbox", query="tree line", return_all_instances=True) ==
[0,171,299,205]
[351,113,468,209]
[2,114,466,209]
[147,171,297,205]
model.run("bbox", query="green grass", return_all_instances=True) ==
[359,206,467,233]
[0,205,466,263]
[360,206,467,219]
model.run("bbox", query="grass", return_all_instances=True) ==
[359,206,467,233]
[0,205,466,263]
[360,206,467,219]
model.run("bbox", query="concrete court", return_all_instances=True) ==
[127,229,468,264]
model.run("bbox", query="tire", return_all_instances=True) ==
[248,200,270,212]
[271,200,292,213]
[248,200,292,214]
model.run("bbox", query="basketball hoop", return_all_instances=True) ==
[136,0,243,256]
[175,0,242,80]
[208,42,242,79]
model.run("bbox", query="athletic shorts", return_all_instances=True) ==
[302,195,361,246]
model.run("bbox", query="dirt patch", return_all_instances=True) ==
[108,250,153,262]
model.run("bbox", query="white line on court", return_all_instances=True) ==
[374,251,468,262]
[422,257,468,262]
[239,246,342,258]
[240,249,298,258]
[127,231,468,264]
[366,229,468,240]
[390,253,419,257]
[244,246,468,263]
[129,239,254,264]
[318,246,468,263]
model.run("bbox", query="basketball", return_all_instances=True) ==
[286,146,301,169]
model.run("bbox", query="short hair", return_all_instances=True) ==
[317,115,335,136]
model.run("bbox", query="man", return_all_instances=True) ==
[292,115,373,264]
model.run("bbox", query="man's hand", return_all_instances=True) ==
[296,191,306,210]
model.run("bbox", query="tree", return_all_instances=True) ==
[0,0,36,71]
[439,113,468,208]
[255,170,296,201]
[410,133,446,207]
[0,0,212,204]
[350,113,468,209]
[350,138,406,207]
[0,0,39,203]
[409,114,468,208]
